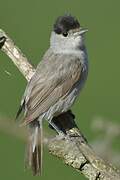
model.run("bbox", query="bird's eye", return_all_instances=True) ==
[63,32,68,37]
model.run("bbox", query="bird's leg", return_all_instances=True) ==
[47,118,66,138]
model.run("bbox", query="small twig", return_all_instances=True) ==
[0,29,120,179]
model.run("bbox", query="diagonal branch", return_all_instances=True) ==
[0,29,120,180]
[0,29,35,81]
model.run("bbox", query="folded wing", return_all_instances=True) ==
[22,53,82,124]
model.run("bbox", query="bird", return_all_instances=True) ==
[16,14,88,175]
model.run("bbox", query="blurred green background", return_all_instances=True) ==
[0,0,120,179]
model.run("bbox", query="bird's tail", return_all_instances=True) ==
[25,120,43,175]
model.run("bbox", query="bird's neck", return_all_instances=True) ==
[51,46,87,64]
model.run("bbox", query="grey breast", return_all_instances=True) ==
[43,49,88,119]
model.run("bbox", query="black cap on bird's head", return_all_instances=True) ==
[54,15,80,35]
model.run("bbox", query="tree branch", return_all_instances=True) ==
[0,29,120,180]
[0,29,35,81]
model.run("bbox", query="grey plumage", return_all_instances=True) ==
[22,48,87,124]
[25,121,42,175]
[16,14,88,175]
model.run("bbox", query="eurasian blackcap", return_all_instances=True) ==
[16,14,88,175]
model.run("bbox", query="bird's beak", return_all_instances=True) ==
[79,28,88,35]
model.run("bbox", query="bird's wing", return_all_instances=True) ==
[22,54,82,125]
[16,49,54,119]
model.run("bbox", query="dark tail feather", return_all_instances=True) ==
[15,105,23,120]
[25,121,43,175]
[15,100,25,120]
